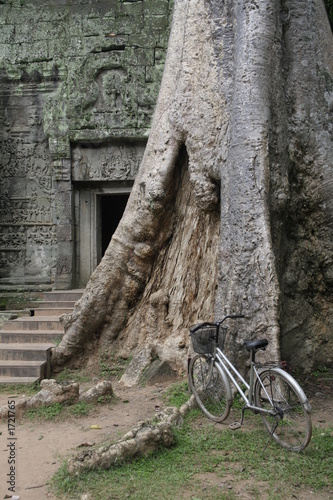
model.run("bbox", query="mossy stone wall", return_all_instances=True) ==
[0,0,173,289]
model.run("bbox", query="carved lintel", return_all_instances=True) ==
[71,142,145,181]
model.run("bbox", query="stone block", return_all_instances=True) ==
[143,0,171,16]
[55,189,72,221]
[128,33,155,48]
[55,250,73,289]
[121,348,152,387]
[126,47,154,66]
[145,64,164,84]
[116,14,144,34]
[15,40,49,64]
[28,379,80,406]
[120,1,143,16]
[137,106,154,128]
[144,14,170,31]
[0,24,15,44]
[140,359,177,386]
[56,224,72,242]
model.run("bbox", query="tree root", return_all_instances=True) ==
[67,396,196,475]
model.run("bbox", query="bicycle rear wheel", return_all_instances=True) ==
[254,368,312,452]
[189,354,231,422]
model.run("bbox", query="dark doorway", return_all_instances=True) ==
[100,194,129,257]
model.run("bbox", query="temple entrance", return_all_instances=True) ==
[100,194,129,257]
[74,185,131,288]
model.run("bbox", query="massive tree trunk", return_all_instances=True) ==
[52,0,333,378]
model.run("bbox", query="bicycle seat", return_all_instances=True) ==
[243,339,268,351]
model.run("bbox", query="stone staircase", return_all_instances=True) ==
[0,290,84,385]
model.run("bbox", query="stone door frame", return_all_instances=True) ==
[73,181,132,288]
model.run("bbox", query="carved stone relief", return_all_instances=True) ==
[0,130,57,285]
[0,0,172,289]
[71,142,145,182]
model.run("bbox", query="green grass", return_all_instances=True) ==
[55,367,93,384]
[99,352,131,379]
[25,402,64,421]
[25,401,94,421]
[67,401,94,417]
[163,381,190,407]
[50,407,333,499]
[0,382,41,397]
[311,366,333,379]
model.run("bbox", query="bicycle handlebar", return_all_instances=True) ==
[190,315,245,334]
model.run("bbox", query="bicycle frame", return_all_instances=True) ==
[215,346,276,415]
[190,315,310,417]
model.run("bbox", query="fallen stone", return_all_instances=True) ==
[0,379,114,420]
[121,347,153,387]
[0,397,27,420]
[139,359,178,385]
[27,379,79,408]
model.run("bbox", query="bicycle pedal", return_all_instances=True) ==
[229,422,242,431]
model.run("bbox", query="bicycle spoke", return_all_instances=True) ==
[189,354,231,422]
[254,369,312,452]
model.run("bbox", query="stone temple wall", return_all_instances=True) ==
[0,0,172,290]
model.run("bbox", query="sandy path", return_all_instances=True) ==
[0,381,170,499]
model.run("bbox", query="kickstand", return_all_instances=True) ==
[262,406,284,454]
[262,419,279,454]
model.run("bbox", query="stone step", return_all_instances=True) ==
[0,376,40,384]
[0,360,47,378]
[0,309,32,318]
[0,343,54,361]
[4,316,63,331]
[0,289,83,385]
[41,290,84,302]
[0,330,63,344]
[34,307,73,316]
[34,301,76,309]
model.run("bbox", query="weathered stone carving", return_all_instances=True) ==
[71,142,145,181]
[0,0,172,289]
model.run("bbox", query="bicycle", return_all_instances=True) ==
[188,315,312,452]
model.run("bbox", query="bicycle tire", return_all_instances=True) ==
[254,368,312,452]
[189,354,232,422]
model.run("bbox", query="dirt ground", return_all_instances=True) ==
[0,380,172,499]
[0,375,332,500]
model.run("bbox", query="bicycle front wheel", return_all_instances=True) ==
[189,354,231,422]
[254,368,312,452]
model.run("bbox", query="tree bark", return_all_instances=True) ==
[52,0,333,376]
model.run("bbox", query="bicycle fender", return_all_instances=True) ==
[269,367,312,413]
